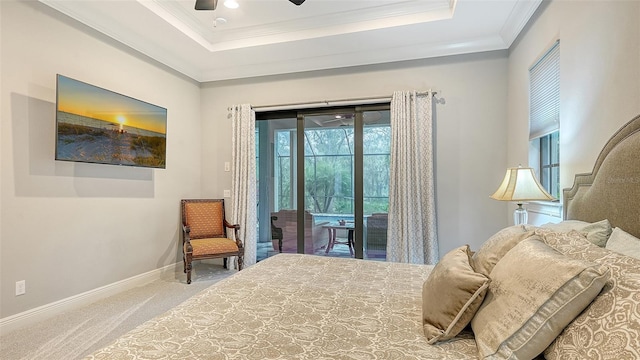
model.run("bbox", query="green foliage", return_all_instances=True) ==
[57,123,108,138]
[130,135,166,167]
[305,156,352,213]
[133,155,164,167]
[277,157,292,208]
[272,123,391,215]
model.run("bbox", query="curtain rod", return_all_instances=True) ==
[245,91,439,112]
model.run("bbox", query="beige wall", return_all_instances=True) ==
[1,1,202,318]
[507,0,640,224]
[2,0,512,324]
[200,52,510,260]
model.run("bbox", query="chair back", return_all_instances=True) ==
[182,199,226,239]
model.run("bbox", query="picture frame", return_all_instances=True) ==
[55,74,167,169]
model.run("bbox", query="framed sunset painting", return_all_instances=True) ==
[55,74,167,169]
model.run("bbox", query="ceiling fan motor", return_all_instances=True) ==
[195,0,305,10]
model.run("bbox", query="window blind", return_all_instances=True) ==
[529,41,560,140]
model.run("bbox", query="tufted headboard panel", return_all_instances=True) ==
[564,114,640,238]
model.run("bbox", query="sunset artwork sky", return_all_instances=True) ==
[57,75,167,135]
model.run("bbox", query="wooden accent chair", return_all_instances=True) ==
[181,199,244,284]
[270,215,283,253]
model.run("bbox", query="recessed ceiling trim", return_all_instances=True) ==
[147,0,455,52]
[37,0,540,83]
[205,9,455,52]
[137,0,213,50]
[206,1,453,41]
[39,0,203,80]
[500,0,543,46]
[199,34,507,82]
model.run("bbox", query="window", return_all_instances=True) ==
[529,41,560,199]
[532,131,560,198]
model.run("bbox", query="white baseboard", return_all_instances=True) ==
[0,262,181,336]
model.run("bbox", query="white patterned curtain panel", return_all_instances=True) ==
[388,91,439,264]
[230,104,257,267]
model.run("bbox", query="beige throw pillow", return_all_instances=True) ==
[422,245,490,344]
[471,237,610,360]
[471,225,535,276]
[538,229,640,359]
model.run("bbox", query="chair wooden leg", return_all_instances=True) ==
[185,253,193,284]
[223,257,228,269]
[238,253,244,271]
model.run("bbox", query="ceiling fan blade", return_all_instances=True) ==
[195,0,218,10]
[289,0,306,5]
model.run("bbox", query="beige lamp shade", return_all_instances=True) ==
[490,167,555,202]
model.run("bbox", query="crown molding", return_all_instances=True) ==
[500,0,543,47]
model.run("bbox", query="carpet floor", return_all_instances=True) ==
[0,262,235,360]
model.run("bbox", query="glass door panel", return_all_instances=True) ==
[256,117,298,261]
[303,112,355,257]
[362,110,391,261]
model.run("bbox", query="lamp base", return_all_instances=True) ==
[514,203,528,225]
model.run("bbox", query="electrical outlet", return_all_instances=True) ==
[223,190,231,198]
[16,280,26,296]
[224,162,230,172]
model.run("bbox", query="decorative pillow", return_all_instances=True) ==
[605,227,640,259]
[537,229,640,359]
[471,225,535,276]
[540,219,612,247]
[471,237,610,360]
[422,245,490,344]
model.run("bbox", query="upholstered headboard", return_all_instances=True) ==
[564,114,640,238]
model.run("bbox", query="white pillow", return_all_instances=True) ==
[605,227,640,259]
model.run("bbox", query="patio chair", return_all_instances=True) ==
[270,210,329,254]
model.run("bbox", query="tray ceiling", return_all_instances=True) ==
[39,0,542,82]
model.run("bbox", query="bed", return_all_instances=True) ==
[85,115,640,360]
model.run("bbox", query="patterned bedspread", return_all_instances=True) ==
[85,254,478,359]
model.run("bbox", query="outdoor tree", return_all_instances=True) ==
[274,124,391,214]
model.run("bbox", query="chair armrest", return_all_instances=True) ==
[223,220,243,248]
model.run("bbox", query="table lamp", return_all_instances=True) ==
[490,166,555,225]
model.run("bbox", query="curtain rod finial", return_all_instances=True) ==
[433,95,446,105]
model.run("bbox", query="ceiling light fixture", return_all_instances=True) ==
[224,0,239,9]
[213,17,227,27]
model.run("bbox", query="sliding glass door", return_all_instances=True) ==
[256,106,390,261]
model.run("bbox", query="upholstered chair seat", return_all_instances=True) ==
[190,238,239,256]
